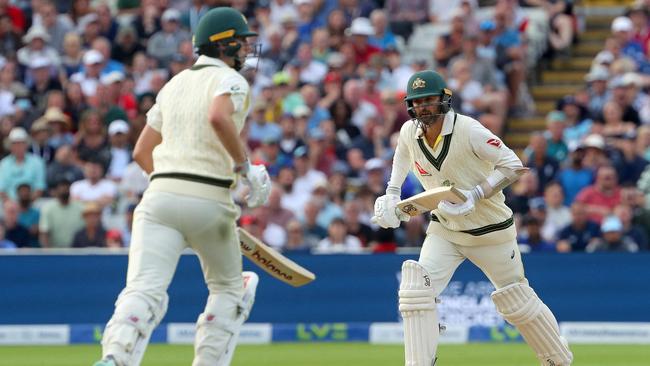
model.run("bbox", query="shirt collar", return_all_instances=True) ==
[414,110,455,139]
[195,55,229,68]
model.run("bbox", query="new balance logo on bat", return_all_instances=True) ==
[415,161,431,176]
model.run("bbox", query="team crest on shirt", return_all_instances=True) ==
[487,138,502,148]
[415,161,431,176]
[441,179,455,187]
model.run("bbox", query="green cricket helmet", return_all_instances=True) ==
[193,7,258,69]
[404,70,453,126]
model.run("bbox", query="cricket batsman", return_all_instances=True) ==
[372,70,573,366]
[94,7,271,366]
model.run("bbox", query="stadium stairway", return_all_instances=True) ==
[505,1,632,154]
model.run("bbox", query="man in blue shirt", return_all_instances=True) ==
[0,128,46,201]
[556,202,601,252]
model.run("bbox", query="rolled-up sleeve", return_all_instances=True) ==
[213,74,249,113]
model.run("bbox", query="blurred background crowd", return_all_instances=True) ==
[1,0,650,254]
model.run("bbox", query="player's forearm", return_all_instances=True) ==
[386,141,410,196]
[478,145,527,198]
[210,113,248,166]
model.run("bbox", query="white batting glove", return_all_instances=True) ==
[371,194,410,229]
[240,163,271,208]
[437,186,484,217]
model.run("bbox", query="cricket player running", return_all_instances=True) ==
[372,70,573,366]
[94,8,271,366]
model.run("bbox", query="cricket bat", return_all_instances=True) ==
[397,186,467,217]
[238,228,316,287]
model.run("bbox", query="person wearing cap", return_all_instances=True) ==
[585,66,611,117]
[0,127,46,202]
[372,69,573,366]
[106,119,132,181]
[70,49,105,97]
[16,25,60,69]
[28,119,54,164]
[93,8,269,366]
[586,215,639,252]
[346,17,381,65]
[146,8,190,67]
[611,15,650,73]
[71,201,107,248]
[544,110,569,162]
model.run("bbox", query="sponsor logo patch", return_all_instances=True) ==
[415,161,431,176]
[487,138,502,148]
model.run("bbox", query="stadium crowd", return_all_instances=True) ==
[0,0,649,254]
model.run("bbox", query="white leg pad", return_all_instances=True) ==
[491,283,573,366]
[101,292,168,366]
[399,260,439,366]
[193,272,258,366]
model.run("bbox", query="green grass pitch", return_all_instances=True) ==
[0,343,648,366]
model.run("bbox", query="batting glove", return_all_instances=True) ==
[371,194,411,229]
[437,186,484,217]
[240,162,271,208]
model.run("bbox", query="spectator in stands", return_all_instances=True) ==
[0,127,46,201]
[585,67,610,118]
[0,14,21,60]
[301,200,328,247]
[542,182,571,242]
[434,9,465,69]
[295,0,322,44]
[0,0,25,33]
[68,0,92,26]
[16,183,39,247]
[72,201,107,248]
[2,200,31,247]
[61,32,83,77]
[609,75,642,125]
[506,169,540,214]
[575,165,622,224]
[36,1,73,54]
[614,203,648,250]
[524,132,560,194]
[0,224,17,249]
[91,37,126,75]
[610,132,648,185]
[346,17,381,65]
[626,4,650,56]
[580,134,610,171]
[78,13,102,48]
[587,215,639,252]
[394,213,425,247]
[111,25,144,67]
[610,16,649,74]
[368,9,397,51]
[556,201,601,252]
[557,145,593,205]
[70,158,117,210]
[263,184,296,229]
[106,119,131,182]
[343,199,374,247]
[301,83,331,131]
[492,7,526,110]
[28,119,54,164]
[0,61,29,99]
[315,217,362,253]
[71,50,104,97]
[28,57,63,111]
[557,95,592,148]
[596,101,636,139]
[284,219,310,253]
[147,8,190,67]
[544,111,569,162]
[95,2,118,42]
[517,215,556,253]
[385,0,428,41]
[46,145,83,192]
[17,25,60,68]
[74,109,111,168]
[351,115,382,160]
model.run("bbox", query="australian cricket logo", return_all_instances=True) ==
[412,77,426,89]
[441,179,455,187]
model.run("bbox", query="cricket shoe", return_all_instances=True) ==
[92,355,117,366]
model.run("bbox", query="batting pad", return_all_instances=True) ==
[492,283,573,366]
[399,260,439,366]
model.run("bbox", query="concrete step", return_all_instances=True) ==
[504,132,532,149]
[580,29,611,41]
[531,85,582,100]
[573,42,604,57]
[536,101,557,115]
[584,15,617,30]
[508,117,547,131]
[542,70,588,84]
[551,57,594,71]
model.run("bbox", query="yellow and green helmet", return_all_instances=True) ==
[404,70,453,120]
[193,7,257,51]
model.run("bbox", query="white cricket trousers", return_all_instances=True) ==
[418,231,526,295]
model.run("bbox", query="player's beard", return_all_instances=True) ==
[416,112,440,129]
